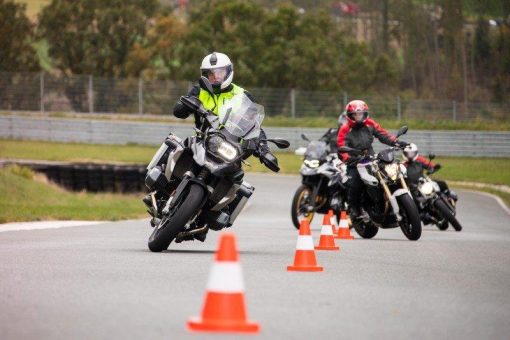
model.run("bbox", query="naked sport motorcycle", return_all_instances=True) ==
[144,78,289,252]
[339,126,422,241]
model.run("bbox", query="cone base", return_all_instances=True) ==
[287,265,324,272]
[315,245,340,251]
[335,229,354,239]
[188,318,260,333]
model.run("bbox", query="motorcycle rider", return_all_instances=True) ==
[402,143,453,196]
[167,52,277,236]
[337,100,408,223]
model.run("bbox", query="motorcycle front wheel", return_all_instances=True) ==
[353,220,379,239]
[291,184,315,230]
[434,199,462,231]
[397,194,422,241]
[148,183,205,252]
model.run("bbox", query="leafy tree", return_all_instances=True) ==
[38,0,159,111]
[0,0,39,72]
[125,14,187,79]
[39,0,159,77]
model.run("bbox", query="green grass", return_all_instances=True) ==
[0,166,145,223]
[0,139,155,164]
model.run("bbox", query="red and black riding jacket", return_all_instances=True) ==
[337,118,397,163]
[403,156,436,184]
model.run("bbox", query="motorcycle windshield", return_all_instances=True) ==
[218,93,265,140]
[305,141,328,160]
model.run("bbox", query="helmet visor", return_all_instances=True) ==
[202,66,232,86]
[404,150,418,159]
[351,111,367,122]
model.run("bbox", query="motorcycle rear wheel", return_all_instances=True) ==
[148,184,205,252]
[291,185,315,229]
[397,194,422,241]
[434,199,462,231]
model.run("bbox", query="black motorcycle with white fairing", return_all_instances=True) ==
[410,155,461,231]
[144,79,289,252]
[291,134,348,229]
[340,126,422,241]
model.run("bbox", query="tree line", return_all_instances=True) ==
[0,0,509,104]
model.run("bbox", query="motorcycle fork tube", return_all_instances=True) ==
[311,177,323,209]
[377,171,401,220]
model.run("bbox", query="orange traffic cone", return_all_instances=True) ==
[188,233,260,334]
[287,220,324,272]
[335,210,354,240]
[315,217,340,251]
[327,210,338,234]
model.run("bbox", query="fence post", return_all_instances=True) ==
[88,75,94,114]
[40,72,45,114]
[138,78,143,115]
[452,100,457,122]
[290,88,296,119]
[396,96,401,120]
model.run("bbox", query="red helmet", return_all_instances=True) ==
[345,100,369,125]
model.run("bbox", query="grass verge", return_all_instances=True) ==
[0,166,145,223]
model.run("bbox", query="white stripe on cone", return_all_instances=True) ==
[206,262,245,293]
[320,224,333,235]
[296,235,314,250]
[339,218,349,228]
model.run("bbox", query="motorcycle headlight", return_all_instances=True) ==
[383,163,399,180]
[217,141,238,161]
[419,181,434,196]
[208,136,238,161]
[304,159,320,168]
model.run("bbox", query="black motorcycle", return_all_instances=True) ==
[290,133,348,229]
[409,154,462,231]
[339,126,422,241]
[144,78,289,252]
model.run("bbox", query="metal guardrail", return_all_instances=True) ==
[1,115,510,157]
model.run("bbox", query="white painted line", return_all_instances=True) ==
[0,221,106,233]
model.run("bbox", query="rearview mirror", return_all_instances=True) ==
[199,76,214,95]
[396,125,408,137]
[429,153,436,160]
[267,138,290,149]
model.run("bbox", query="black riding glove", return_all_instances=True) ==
[393,140,409,148]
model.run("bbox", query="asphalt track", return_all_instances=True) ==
[1,173,509,339]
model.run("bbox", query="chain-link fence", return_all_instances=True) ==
[1,72,508,121]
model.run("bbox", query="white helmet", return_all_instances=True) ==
[403,143,419,161]
[200,52,234,90]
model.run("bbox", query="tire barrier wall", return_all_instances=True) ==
[1,160,146,193]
